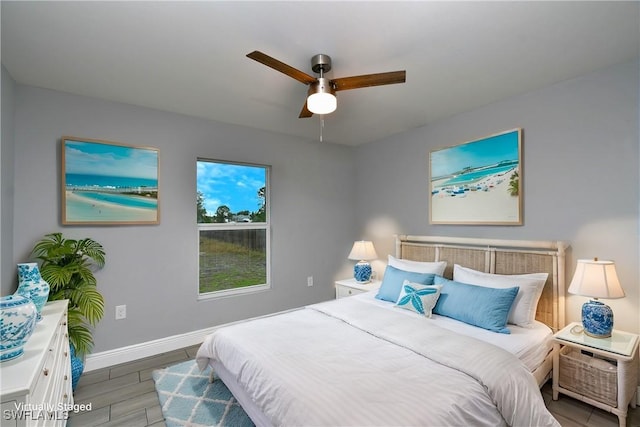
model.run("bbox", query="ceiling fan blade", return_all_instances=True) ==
[247,51,317,85]
[299,100,314,118]
[331,70,406,91]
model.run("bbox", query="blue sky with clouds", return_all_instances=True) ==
[65,139,158,179]
[430,130,520,177]
[197,161,266,215]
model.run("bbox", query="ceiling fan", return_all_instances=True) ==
[247,51,406,118]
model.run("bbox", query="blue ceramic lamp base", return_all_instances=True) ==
[354,261,372,283]
[581,299,614,338]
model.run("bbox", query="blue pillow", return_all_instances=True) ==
[375,265,436,303]
[433,276,519,334]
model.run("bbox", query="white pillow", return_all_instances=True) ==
[395,280,442,318]
[388,255,446,276]
[453,264,548,328]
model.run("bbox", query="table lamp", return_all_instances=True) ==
[348,241,378,283]
[568,258,625,338]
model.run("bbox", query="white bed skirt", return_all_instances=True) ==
[211,360,274,427]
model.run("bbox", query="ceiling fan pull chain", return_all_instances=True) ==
[320,118,324,142]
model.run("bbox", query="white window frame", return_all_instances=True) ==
[197,159,271,300]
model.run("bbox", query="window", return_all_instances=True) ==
[197,159,269,298]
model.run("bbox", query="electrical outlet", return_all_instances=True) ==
[307,276,313,287]
[115,305,126,320]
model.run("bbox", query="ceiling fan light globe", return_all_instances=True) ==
[307,92,337,115]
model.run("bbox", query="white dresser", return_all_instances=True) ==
[1,300,73,427]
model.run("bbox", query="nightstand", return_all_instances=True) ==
[334,278,381,299]
[552,322,639,427]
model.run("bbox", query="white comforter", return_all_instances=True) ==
[196,297,560,427]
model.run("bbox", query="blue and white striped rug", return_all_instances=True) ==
[152,360,254,427]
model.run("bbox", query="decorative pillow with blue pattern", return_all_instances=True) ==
[395,280,443,317]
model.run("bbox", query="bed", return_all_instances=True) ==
[196,235,568,426]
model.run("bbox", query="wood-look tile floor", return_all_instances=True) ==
[68,344,639,427]
[68,344,200,427]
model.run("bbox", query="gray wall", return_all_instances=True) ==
[10,86,357,352]
[1,66,16,293]
[4,59,639,353]
[354,59,640,334]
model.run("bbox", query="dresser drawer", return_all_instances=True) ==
[31,315,69,406]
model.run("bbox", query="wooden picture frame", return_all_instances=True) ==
[429,128,522,225]
[62,137,159,225]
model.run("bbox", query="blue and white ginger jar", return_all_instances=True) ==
[582,300,614,338]
[0,294,38,362]
[354,261,373,283]
[16,262,50,322]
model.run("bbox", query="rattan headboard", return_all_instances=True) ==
[395,235,568,332]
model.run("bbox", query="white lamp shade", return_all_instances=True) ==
[568,259,625,299]
[307,92,337,115]
[348,241,378,261]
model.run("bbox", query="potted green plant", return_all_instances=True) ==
[31,232,106,357]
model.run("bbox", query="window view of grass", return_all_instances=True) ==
[197,160,268,295]
[199,230,266,293]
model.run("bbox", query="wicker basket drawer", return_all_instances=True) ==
[559,346,618,407]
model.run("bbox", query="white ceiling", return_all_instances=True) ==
[2,1,639,146]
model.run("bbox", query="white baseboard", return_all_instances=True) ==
[84,325,218,372]
[84,308,298,372]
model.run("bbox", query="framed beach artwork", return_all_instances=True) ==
[429,128,522,225]
[61,137,160,225]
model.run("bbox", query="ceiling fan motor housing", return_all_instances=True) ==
[311,54,332,74]
[308,77,336,96]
